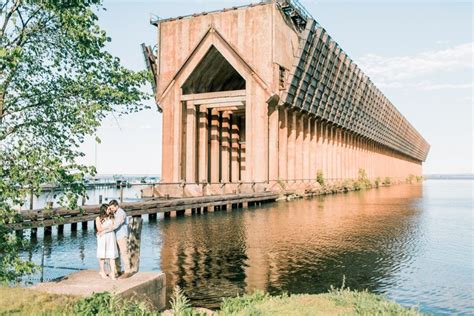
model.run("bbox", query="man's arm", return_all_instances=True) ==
[113,209,126,230]
[98,219,115,235]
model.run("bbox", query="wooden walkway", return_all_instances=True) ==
[11,192,278,231]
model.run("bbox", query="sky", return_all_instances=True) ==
[78,0,473,176]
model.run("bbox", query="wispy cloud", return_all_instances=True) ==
[358,42,473,89]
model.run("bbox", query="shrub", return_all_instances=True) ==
[416,176,423,182]
[384,177,391,185]
[356,169,371,190]
[220,291,269,314]
[342,179,354,191]
[374,177,381,188]
[316,170,325,186]
[406,174,415,184]
[73,292,153,316]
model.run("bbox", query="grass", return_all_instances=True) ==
[219,289,422,316]
[0,287,77,315]
[0,285,422,315]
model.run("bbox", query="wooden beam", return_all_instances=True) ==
[181,89,245,101]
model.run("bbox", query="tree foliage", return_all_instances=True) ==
[0,0,151,282]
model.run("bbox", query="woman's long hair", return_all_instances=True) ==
[98,203,110,224]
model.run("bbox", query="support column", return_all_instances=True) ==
[287,110,296,180]
[278,107,288,180]
[198,107,209,183]
[231,114,240,182]
[221,111,231,183]
[316,120,323,175]
[303,116,310,181]
[239,116,246,181]
[210,109,220,183]
[268,104,279,182]
[328,125,334,181]
[295,113,303,180]
[322,122,328,180]
[185,101,197,183]
[336,128,342,181]
[309,118,317,180]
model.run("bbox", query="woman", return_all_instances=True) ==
[95,203,118,280]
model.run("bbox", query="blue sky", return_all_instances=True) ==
[78,0,473,175]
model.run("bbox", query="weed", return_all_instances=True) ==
[316,170,325,186]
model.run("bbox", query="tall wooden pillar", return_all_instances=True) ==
[185,101,197,182]
[221,111,231,182]
[198,107,209,183]
[239,116,246,181]
[210,109,220,183]
[231,114,240,182]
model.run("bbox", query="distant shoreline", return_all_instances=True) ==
[424,174,474,180]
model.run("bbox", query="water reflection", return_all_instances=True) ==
[21,181,473,314]
[160,214,248,307]
[160,185,424,308]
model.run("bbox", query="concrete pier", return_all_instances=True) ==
[30,270,166,311]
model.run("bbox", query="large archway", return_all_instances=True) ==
[181,45,246,183]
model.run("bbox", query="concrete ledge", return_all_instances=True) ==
[30,270,166,311]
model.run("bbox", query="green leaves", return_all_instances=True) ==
[0,0,152,282]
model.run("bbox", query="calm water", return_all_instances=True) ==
[22,180,473,315]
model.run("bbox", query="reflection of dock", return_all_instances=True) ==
[11,191,278,231]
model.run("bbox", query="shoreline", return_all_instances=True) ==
[0,286,423,315]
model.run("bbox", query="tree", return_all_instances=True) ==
[0,0,151,282]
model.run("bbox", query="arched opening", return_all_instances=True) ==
[182,45,246,94]
[181,45,246,183]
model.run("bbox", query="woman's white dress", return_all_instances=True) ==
[96,218,119,259]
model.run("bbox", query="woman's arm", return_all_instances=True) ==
[98,219,115,235]
[95,217,103,233]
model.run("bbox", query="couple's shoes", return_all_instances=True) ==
[117,271,132,279]
[99,271,120,280]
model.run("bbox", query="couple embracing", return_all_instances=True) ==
[95,200,131,280]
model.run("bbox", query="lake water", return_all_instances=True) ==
[22,180,473,314]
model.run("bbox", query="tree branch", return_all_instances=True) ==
[0,0,20,38]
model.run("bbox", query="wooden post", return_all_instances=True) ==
[120,186,124,203]
[44,226,52,236]
[29,190,34,211]
[81,196,87,230]
[29,191,37,238]
[128,216,143,274]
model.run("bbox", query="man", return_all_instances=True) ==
[108,199,131,279]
